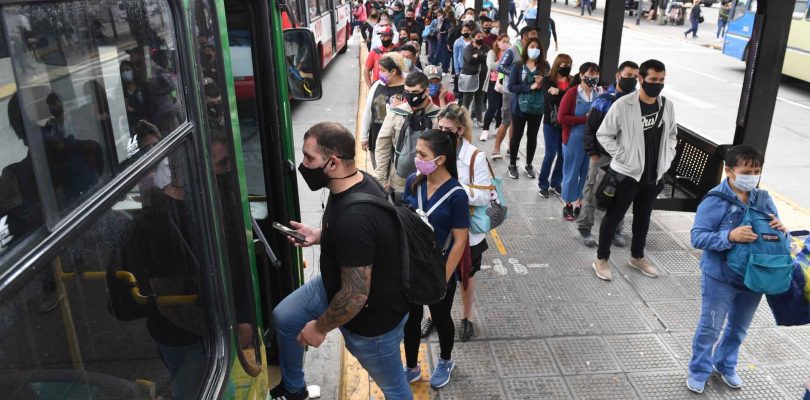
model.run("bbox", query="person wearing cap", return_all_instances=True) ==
[365,25,398,87]
[370,13,400,48]
[424,65,456,107]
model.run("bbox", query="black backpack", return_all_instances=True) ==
[342,187,449,305]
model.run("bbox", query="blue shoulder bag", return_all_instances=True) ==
[705,190,793,295]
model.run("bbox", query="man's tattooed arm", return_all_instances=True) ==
[316,266,371,333]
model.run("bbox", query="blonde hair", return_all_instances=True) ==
[379,52,407,76]
[437,103,473,143]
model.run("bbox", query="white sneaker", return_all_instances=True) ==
[479,130,489,141]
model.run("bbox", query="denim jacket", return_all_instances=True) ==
[691,179,780,286]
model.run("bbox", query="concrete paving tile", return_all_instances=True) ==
[565,374,640,400]
[491,339,560,378]
[605,335,681,372]
[549,337,622,375]
[503,377,572,400]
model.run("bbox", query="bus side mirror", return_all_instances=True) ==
[282,29,322,101]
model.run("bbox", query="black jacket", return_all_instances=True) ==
[540,77,570,124]
[461,43,489,77]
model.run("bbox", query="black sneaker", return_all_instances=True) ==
[525,165,537,179]
[270,383,308,400]
[574,206,582,219]
[420,317,434,338]
[459,319,474,342]
[563,204,574,221]
[508,165,519,179]
[538,188,549,198]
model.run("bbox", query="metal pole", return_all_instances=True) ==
[733,0,795,157]
[636,0,642,25]
[498,0,510,34]
[538,0,551,53]
[475,0,483,16]
[599,0,624,80]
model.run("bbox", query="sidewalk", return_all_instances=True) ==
[339,36,809,400]
[549,1,725,50]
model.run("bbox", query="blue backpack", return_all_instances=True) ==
[705,190,793,295]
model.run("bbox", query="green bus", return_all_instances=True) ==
[0,0,321,397]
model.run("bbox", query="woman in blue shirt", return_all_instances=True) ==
[402,129,470,389]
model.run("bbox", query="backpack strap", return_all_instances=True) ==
[703,189,771,216]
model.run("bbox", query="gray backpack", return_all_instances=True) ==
[394,114,433,178]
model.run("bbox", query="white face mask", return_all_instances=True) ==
[731,172,760,192]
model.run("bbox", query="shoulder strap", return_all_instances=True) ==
[704,190,771,216]
[467,150,496,190]
[654,97,667,129]
[469,150,479,188]
[424,186,464,216]
[342,192,396,213]
[704,191,745,209]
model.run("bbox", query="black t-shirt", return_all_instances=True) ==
[640,100,662,184]
[321,174,409,336]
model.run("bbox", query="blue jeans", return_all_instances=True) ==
[716,19,727,38]
[688,273,762,381]
[538,123,564,190]
[685,19,699,37]
[273,275,413,399]
[157,342,208,400]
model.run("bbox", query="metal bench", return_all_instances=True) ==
[654,125,727,212]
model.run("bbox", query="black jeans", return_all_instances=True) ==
[483,83,502,130]
[509,111,543,166]
[462,89,485,122]
[597,177,664,260]
[404,277,458,367]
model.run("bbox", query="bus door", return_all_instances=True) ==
[329,0,338,55]
[223,0,321,360]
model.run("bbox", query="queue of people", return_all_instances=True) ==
[264,3,796,399]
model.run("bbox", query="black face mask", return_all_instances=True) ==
[483,27,492,34]
[462,32,471,38]
[474,38,483,45]
[406,17,415,22]
[558,66,572,76]
[642,81,664,98]
[381,38,393,47]
[298,161,332,191]
[405,90,427,108]
[618,76,637,93]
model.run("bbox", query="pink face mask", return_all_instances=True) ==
[414,157,439,175]
[498,41,510,50]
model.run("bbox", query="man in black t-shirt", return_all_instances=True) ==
[270,123,411,400]
[592,59,679,282]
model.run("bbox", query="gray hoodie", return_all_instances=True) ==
[596,92,678,183]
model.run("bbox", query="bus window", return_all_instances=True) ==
[795,0,808,18]
[1,0,184,228]
[309,0,319,19]
[319,0,330,15]
[288,0,301,24]
[0,143,215,400]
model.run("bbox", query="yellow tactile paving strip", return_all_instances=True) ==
[340,342,434,400]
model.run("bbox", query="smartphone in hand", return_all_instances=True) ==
[272,222,306,242]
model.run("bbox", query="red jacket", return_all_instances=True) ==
[558,85,588,145]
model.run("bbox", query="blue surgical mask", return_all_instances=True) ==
[731,173,760,192]
[428,82,441,97]
[527,48,541,60]
[404,58,413,71]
